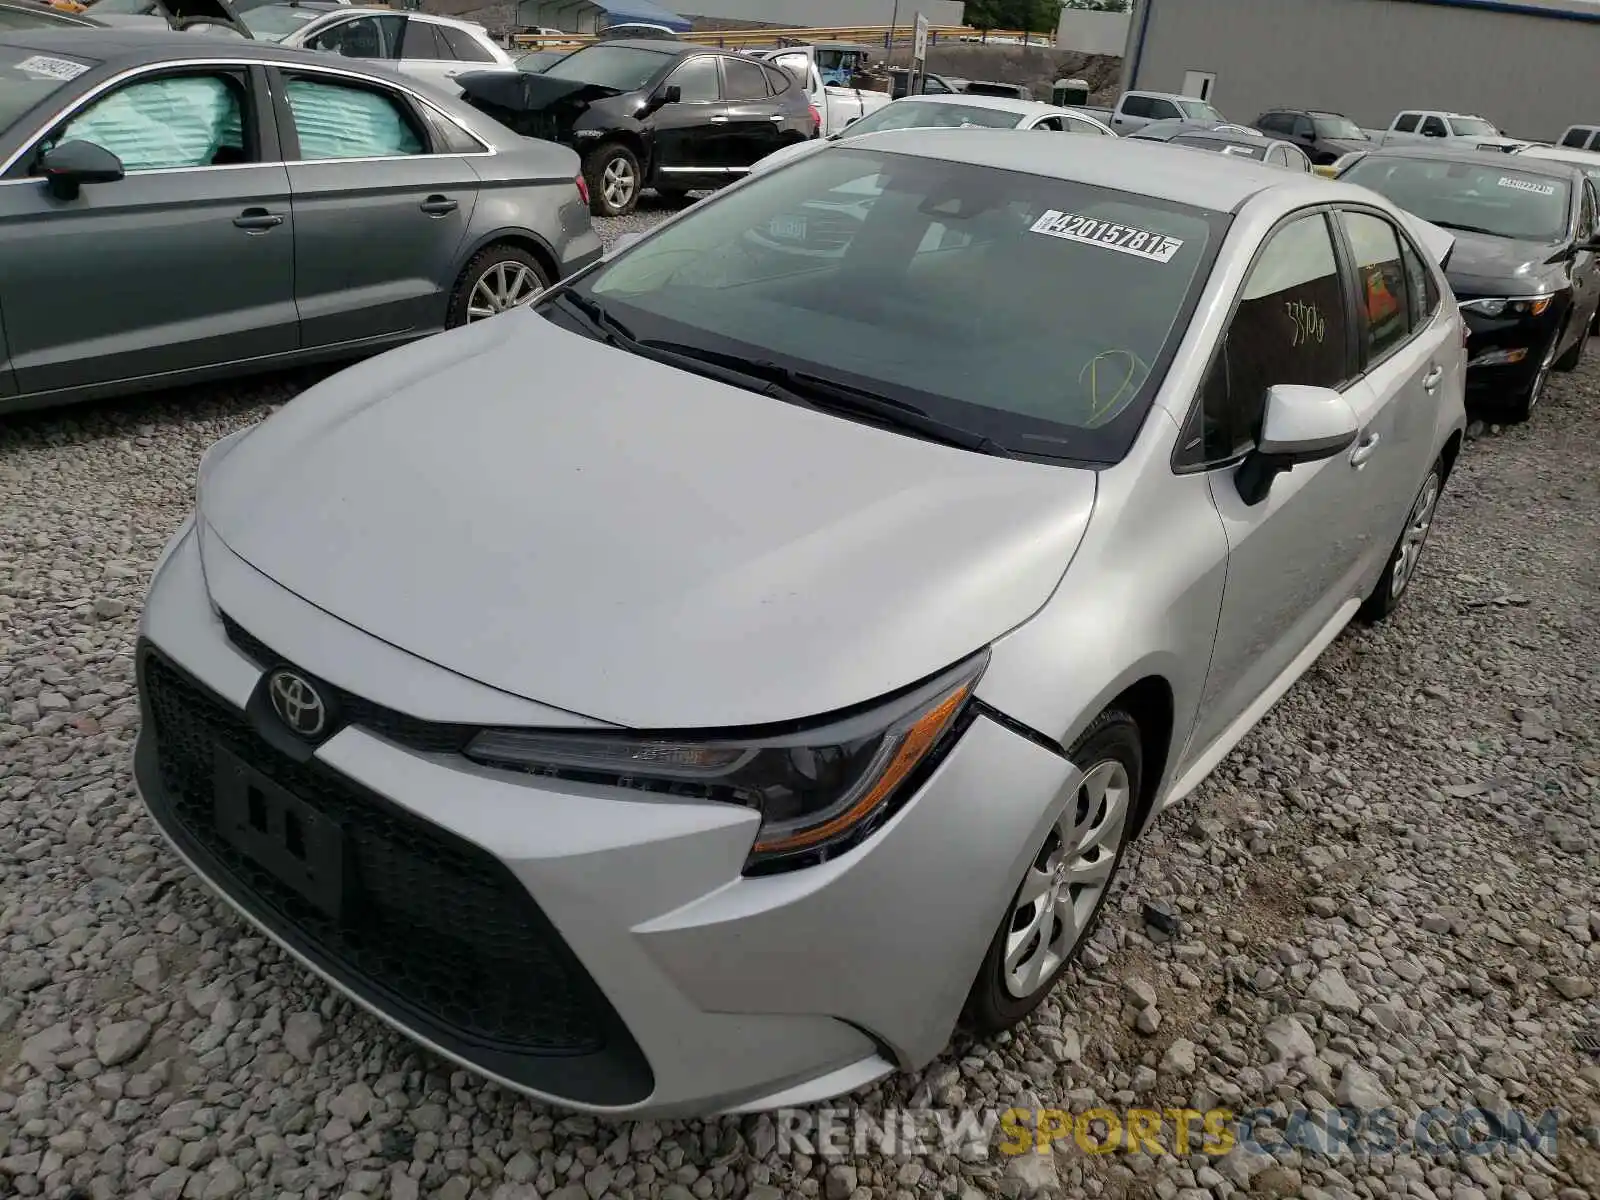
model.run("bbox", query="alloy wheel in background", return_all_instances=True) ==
[446,245,552,329]
[587,144,642,217]
[467,261,544,323]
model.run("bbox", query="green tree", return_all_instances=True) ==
[963,0,1064,36]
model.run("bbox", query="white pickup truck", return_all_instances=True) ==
[1086,90,1229,135]
[748,46,892,138]
[1371,110,1525,152]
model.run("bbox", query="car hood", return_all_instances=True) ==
[199,310,1099,729]
[1441,229,1567,295]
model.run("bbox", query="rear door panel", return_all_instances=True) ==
[272,66,478,346]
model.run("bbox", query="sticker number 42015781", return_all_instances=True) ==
[1030,209,1186,263]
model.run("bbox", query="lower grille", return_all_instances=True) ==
[136,645,652,1105]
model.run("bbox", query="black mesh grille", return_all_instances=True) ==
[140,650,622,1062]
[221,614,474,754]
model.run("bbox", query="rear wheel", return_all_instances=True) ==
[962,709,1142,1034]
[585,143,641,217]
[446,245,550,328]
[1358,457,1444,624]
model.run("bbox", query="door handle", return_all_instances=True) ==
[1349,431,1381,467]
[1421,365,1444,392]
[709,115,730,124]
[419,195,458,216]
[232,208,283,231]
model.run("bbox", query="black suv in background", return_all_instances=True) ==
[1253,108,1373,165]
[458,41,815,217]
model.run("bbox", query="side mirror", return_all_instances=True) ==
[1297,129,1315,143]
[661,84,681,105]
[38,140,124,201]
[1235,384,1360,505]
[843,115,861,128]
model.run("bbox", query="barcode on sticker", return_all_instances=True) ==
[1498,176,1555,196]
[15,55,90,82]
[1030,210,1184,263]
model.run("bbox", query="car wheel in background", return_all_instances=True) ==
[1359,457,1444,624]
[447,245,552,328]
[962,709,1143,1035]
[586,143,642,217]
[1554,323,1585,371]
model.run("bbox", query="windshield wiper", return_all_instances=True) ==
[550,289,639,345]
[638,341,1015,458]
[1428,220,1503,237]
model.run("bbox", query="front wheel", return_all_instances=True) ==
[1358,457,1444,624]
[585,144,641,217]
[447,245,551,328]
[962,709,1142,1035]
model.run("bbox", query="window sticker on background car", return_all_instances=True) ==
[1029,209,1184,263]
[17,55,90,81]
[1498,176,1555,196]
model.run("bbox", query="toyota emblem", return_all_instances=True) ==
[268,669,328,739]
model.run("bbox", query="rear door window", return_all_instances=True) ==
[1338,209,1412,362]
[400,20,452,60]
[439,25,495,63]
[283,74,426,159]
[1394,113,1419,133]
[722,56,770,102]
[1561,127,1589,148]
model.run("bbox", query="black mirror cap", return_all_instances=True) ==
[40,140,125,200]
[662,84,682,104]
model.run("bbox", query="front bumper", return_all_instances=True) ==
[133,521,1079,1116]
[1461,303,1564,399]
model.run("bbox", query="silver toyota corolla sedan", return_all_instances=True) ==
[135,131,1467,1118]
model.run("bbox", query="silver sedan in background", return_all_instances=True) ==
[0,31,599,414]
[135,132,1465,1117]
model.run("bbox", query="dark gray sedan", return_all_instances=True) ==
[0,30,601,413]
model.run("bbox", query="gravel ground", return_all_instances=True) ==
[1,223,1598,1200]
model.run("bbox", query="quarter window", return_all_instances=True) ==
[1065,116,1104,136]
[722,56,769,101]
[1121,95,1153,119]
[439,25,495,63]
[307,14,404,59]
[54,72,250,171]
[760,64,792,94]
[1398,231,1439,329]
[400,20,451,60]
[1339,210,1411,361]
[284,75,425,160]
[1185,212,1352,464]
[669,56,721,103]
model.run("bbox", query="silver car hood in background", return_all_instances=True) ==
[202,310,1099,729]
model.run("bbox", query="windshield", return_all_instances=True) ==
[0,7,82,25]
[559,144,1224,463]
[516,48,568,72]
[86,0,155,12]
[0,45,94,129]
[844,100,1024,136]
[1178,100,1223,121]
[1449,116,1498,137]
[240,4,324,39]
[1313,114,1362,139]
[541,43,672,90]
[1342,156,1569,241]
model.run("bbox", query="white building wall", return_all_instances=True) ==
[679,0,964,26]
[1124,0,1600,142]
[1054,9,1130,54]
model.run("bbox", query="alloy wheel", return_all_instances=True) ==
[1389,472,1441,600]
[602,157,637,211]
[1003,759,1131,999]
[466,262,543,323]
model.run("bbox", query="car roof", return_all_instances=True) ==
[1357,142,1576,177]
[842,128,1329,211]
[0,25,412,66]
[1519,143,1600,166]
[895,92,1056,116]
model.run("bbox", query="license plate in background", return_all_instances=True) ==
[213,747,345,919]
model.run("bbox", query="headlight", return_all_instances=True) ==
[465,652,988,873]
[1458,295,1554,317]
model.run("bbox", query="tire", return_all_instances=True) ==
[585,143,642,217]
[446,245,551,329]
[1358,456,1444,624]
[1503,363,1548,423]
[961,709,1143,1035]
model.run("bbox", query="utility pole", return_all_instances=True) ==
[888,0,899,56]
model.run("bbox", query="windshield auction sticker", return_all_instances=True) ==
[1030,210,1185,263]
[15,55,90,82]
[1498,176,1556,196]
